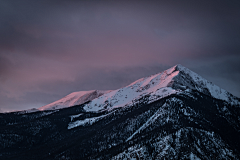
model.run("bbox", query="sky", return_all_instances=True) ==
[0,0,240,112]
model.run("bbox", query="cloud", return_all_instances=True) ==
[0,0,240,111]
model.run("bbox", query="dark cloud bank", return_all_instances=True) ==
[0,0,240,112]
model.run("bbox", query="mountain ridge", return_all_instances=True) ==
[0,64,240,160]
[37,64,239,114]
[39,90,112,111]
[82,64,239,113]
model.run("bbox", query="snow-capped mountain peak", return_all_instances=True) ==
[170,64,239,104]
[39,64,239,112]
[2,65,240,160]
[83,65,185,112]
[83,64,239,112]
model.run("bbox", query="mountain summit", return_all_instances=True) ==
[1,64,240,160]
[40,64,238,112]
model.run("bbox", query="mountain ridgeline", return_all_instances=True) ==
[0,64,240,160]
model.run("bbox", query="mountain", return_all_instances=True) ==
[41,64,239,113]
[82,64,239,113]
[0,64,239,160]
[39,90,112,111]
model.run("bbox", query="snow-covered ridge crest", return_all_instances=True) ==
[40,64,239,112]
[83,64,239,112]
[39,90,112,111]
[83,65,182,112]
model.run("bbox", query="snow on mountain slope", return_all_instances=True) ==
[39,90,112,111]
[39,64,239,113]
[172,64,239,104]
[83,69,179,112]
[83,64,239,112]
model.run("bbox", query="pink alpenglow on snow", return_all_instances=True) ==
[39,90,112,111]
[40,64,239,114]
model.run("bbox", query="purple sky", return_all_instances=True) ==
[0,0,240,112]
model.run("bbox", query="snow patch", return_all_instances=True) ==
[190,152,201,160]
[68,113,111,129]
[70,113,83,121]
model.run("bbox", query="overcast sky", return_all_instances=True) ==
[0,0,240,112]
